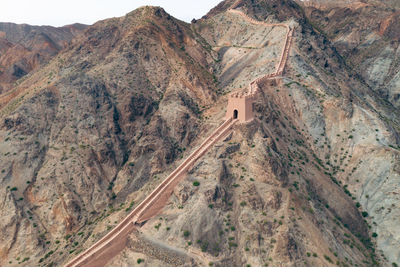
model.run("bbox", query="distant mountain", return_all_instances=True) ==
[0,22,87,93]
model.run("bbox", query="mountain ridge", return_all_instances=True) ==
[0,1,399,266]
[0,22,87,94]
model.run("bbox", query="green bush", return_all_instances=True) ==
[193,181,200,186]
[183,230,190,237]
[324,255,333,263]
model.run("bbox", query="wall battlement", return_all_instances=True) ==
[224,10,294,123]
[225,87,258,123]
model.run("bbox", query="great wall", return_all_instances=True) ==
[65,4,294,266]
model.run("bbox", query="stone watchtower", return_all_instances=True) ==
[225,90,257,123]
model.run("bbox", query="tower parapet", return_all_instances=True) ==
[225,86,258,123]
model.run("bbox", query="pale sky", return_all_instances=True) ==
[0,0,223,27]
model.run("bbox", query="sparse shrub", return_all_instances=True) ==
[137,258,144,264]
[324,255,333,263]
[228,242,238,248]
[183,230,190,237]
[125,201,134,212]
[193,181,200,186]
[201,241,209,252]
[107,182,114,190]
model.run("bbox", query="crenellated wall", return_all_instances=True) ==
[224,7,294,124]
[65,4,294,266]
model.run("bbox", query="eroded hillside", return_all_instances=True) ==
[0,6,217,266]
[0,1,399,266]
[294,0,400,108]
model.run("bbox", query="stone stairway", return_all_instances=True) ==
[66,4,295,267]
[134,118,237,223]
[64,118,237,267]
[228,8,294,97]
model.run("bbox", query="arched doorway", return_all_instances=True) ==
[233,109,238,119]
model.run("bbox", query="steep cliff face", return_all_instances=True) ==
[0,1,399,267]
[0,23,87,93]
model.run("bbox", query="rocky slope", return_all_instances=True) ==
[0,0,399,266]
[0,22,87,93]
[0,6,217,267]
[294,0,400,108]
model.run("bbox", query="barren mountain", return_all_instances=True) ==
[294,0,400,108]
[0,1,399,267]
[0,23,87,93]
